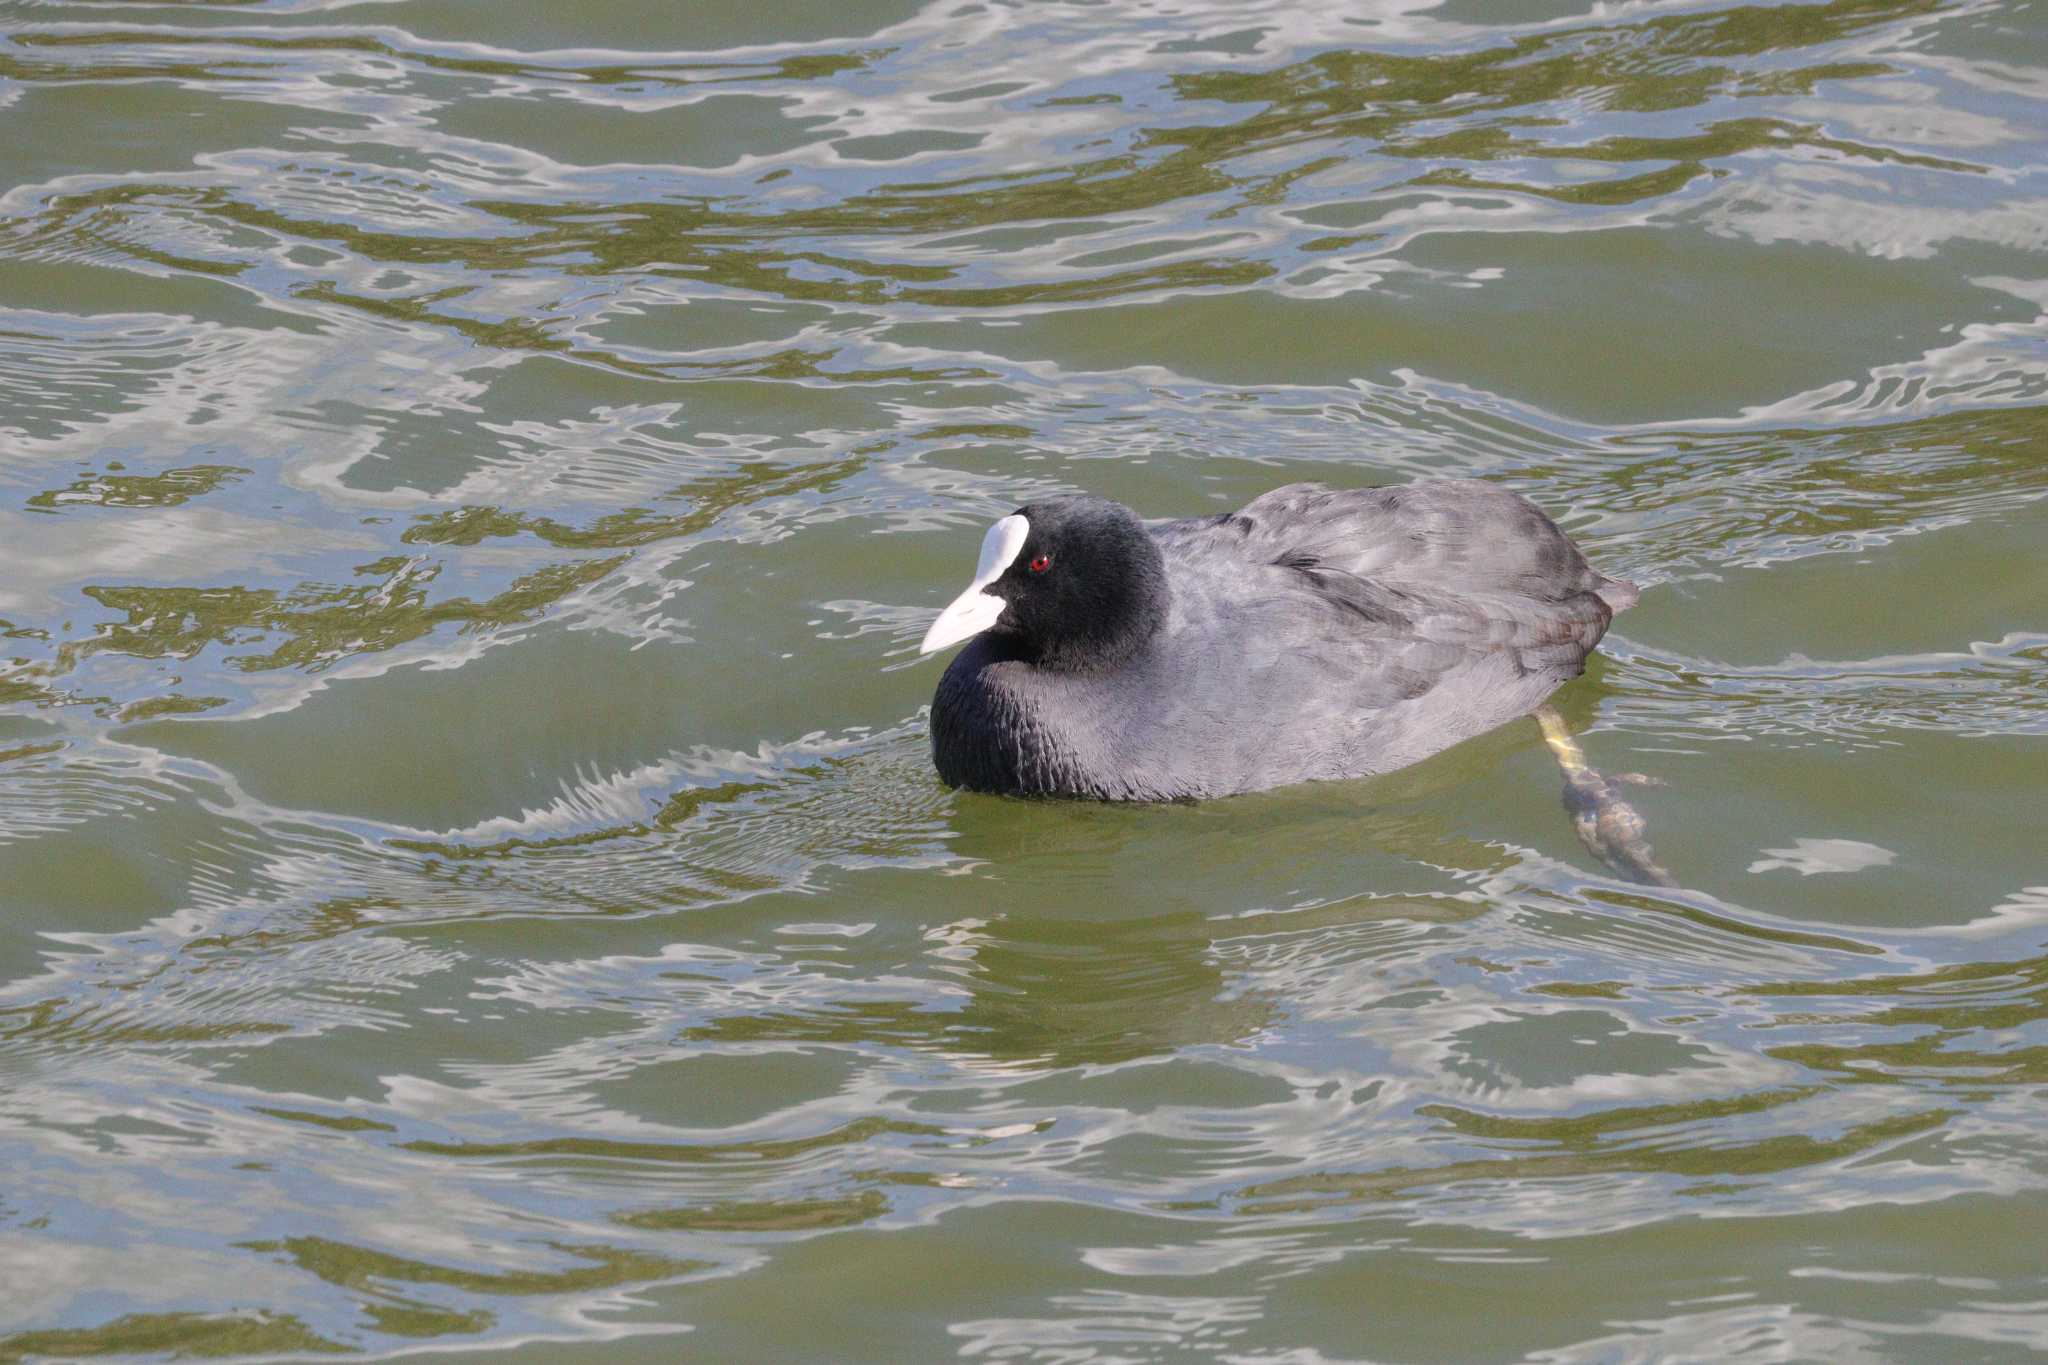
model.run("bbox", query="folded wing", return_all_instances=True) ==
[1159,479,1635,714]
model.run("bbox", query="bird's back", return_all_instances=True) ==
[1126,479,1636,793]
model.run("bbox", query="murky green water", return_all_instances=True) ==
[2,0,2045,1357]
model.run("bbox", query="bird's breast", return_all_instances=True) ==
[932,651,1088,796]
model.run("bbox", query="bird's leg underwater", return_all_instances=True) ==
[1532,705,1676,888]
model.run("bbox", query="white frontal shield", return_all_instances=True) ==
[919,514,1029,655]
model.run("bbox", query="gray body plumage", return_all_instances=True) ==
[930,479,1636,802]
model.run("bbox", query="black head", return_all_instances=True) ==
[920,496,1169,671]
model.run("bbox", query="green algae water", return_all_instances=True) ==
[2,0,2047,1357]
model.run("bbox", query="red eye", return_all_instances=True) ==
[1029,554,1051,574]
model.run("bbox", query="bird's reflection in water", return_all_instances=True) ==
[919,764,1528,1068]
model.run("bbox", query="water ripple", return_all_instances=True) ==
[4,0,2047,1356]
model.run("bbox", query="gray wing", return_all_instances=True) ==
[1223,479,1632,612]
[1148,480,1634,774]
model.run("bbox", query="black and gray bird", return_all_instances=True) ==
[919,479,1646,822]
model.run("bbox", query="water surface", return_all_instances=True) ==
[2,0,2046,1357]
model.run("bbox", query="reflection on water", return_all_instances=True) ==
[3,0,2047,1356]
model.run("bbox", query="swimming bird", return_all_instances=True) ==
[917,479,1668,877]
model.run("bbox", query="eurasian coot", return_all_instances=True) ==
[919,479,1639,803]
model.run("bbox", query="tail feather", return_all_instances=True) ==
[1593,576,1639,614]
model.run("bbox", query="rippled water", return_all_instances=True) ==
[2,0,2046,1357]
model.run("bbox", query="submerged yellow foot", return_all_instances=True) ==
[1533,705,1675,888]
